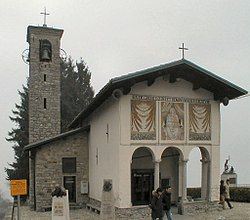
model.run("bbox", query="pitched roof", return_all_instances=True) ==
[24,126,90,151]
[69,59,248,128]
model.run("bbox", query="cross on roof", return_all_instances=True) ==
[40,7,50,27]
[179,43,188,59]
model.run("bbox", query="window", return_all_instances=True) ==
[39,39,52,62]
[62,157,76,173]
[44,74,47,82]
[43,98,47,109]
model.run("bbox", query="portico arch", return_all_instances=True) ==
[160,146,184,204]
[131,147,155,206]
[187,146,211,201]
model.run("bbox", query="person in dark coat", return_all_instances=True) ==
[162,186,173,220]
[150,187,164,220]
[219,180,226,209]
[224,179,233,209]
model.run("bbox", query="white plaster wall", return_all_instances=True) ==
[131,78,214,99]
[87,76,221,208]
[210,146,220,201]
[88,97,120,206]
[211,101,220,146]
[118,77,221,206]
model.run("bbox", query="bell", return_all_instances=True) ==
[41,48,50,61]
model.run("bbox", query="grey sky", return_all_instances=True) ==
[0,0,249,199]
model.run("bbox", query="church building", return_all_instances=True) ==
[24,25,247,216]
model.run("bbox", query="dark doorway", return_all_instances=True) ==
[64,176,76,203]
[131,169,154,205]
[161,178,170,189]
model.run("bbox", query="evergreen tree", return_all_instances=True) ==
[5,85,29,181]
[61,57,94,131]
[5,57,95,182]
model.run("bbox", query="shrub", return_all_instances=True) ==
[187,187,250,203]
[187,187,201,199]
[230,187,250,203]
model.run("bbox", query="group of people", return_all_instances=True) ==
[150,186,173,220]
[219,179,233,209]
[149,180,232,219]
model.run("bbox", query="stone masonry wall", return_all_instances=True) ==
[28,26,63,144]
[27,26,63,207]
[34,131,89,211]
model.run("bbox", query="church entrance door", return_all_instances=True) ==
[131,147,154,205]
[131,169,154,205]
[64,176,76,203]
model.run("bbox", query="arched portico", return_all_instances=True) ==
[160,147,184,203]
[199,147,211,200]
[187,146,211,201]
[131,147,154,205]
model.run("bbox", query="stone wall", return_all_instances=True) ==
[28,151,35,209]
[27,26,63,144]
[182,201,222,215]
[34,130,89,211]
[27,25,64,208]
[88,197,151,219]
[115,206,151,219]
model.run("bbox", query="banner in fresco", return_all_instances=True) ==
[132,95,209,104]
[189,103,211,141]
[161,102,184,141]
[131,100,156,140]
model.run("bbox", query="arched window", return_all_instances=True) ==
[39,39,52,62]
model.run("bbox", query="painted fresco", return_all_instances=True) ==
[189,103,211,141]
[131,100,156,140]
[161,102,184,141]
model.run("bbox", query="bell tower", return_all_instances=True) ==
[27,26,63,143]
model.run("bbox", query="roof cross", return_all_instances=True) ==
[40,7,50,27]
[179,43,188,59]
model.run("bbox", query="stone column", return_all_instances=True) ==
[210,146,220,201]
[178,159,188,201]
[154,159,161,189]
[200,159,210,200]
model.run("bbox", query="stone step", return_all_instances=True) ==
[86,203,100,214]
[69,204,83,210]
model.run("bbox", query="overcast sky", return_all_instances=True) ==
[0,0,249,199]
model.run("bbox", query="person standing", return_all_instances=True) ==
[225,179,233,209]
[162,186,173,220]
[219,180,226,209]
[150,188,164,220]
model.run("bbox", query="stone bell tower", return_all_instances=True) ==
[27,26,63,143]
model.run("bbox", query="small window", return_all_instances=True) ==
[62,158,76,173]
[44,74,47,82]
[43,98,47,109]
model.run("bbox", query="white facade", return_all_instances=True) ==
[85,76,221,208]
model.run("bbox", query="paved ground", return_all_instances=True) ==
[4,202,250,220]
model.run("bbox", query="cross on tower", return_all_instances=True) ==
[40,7,50,27]
[179,43,188,59]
